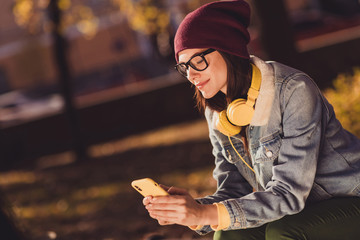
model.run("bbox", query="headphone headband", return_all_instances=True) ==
[216,63,262,136]
[247,64,261,105]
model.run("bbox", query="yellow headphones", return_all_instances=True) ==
[216,63,262,136]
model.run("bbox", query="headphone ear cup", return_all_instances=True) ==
[216,110,241,136]
[227,99,255,126]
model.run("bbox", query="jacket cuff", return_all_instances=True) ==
[194,225,213,235]
[210,203,231,231]
[221,199,247,229]
[189,225,203,231]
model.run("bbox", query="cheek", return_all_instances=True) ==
[215,66,227,86]
[214,59,227,79]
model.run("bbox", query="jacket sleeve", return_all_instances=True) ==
[199,108,254,204]
[198,124,254,204]
[220,74,324,230]
[193,108,254,235]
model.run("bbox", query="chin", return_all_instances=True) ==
[201,91,217,99]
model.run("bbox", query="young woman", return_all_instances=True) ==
[143,1,360,239]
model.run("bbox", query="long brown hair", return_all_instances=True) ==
[194,51,251,113]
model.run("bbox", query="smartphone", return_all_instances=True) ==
[131,178,169,197]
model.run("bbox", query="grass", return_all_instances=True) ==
[1,119,216,240]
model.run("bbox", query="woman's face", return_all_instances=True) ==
[178,48,228,99]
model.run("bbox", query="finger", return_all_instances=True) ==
[146,202,187,212]
[151,195,187,204]
[158,220,168,225]
[149,209,182,219]
[150,210,191,226]
[143,196,152,205]
[159,184,171,191]
[167,186,190,196]
[158,220,174,225]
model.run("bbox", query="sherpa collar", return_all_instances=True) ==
[250,56,275,126]
[209,56,275,129]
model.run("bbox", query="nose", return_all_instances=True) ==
[187,67,200,83]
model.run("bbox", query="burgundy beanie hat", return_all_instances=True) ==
[174,0,251,62]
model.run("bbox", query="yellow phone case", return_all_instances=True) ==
[131,178,169,197]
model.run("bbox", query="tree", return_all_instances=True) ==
[12,0,97,161]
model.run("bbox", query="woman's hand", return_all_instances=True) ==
[142,186,218,227]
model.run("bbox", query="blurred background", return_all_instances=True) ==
[0,0,359,239]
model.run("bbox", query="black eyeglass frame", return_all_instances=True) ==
[175,48,216,77]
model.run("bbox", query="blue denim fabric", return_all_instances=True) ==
[195,58,360,235]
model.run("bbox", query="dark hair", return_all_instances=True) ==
[194,51,251,113]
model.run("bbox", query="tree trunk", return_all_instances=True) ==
[48,0,86,161]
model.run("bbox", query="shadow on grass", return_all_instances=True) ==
[1,138,216,240]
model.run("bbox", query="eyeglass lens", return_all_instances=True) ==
[177,55,207,77]
[176,49,215,77]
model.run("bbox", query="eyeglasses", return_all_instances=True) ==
[175,49,215,78]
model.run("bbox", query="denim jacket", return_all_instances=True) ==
[195,56,360,234]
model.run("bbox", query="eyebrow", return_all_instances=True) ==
[179,50,205,64]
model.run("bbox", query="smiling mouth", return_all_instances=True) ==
[195,79,209,89]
